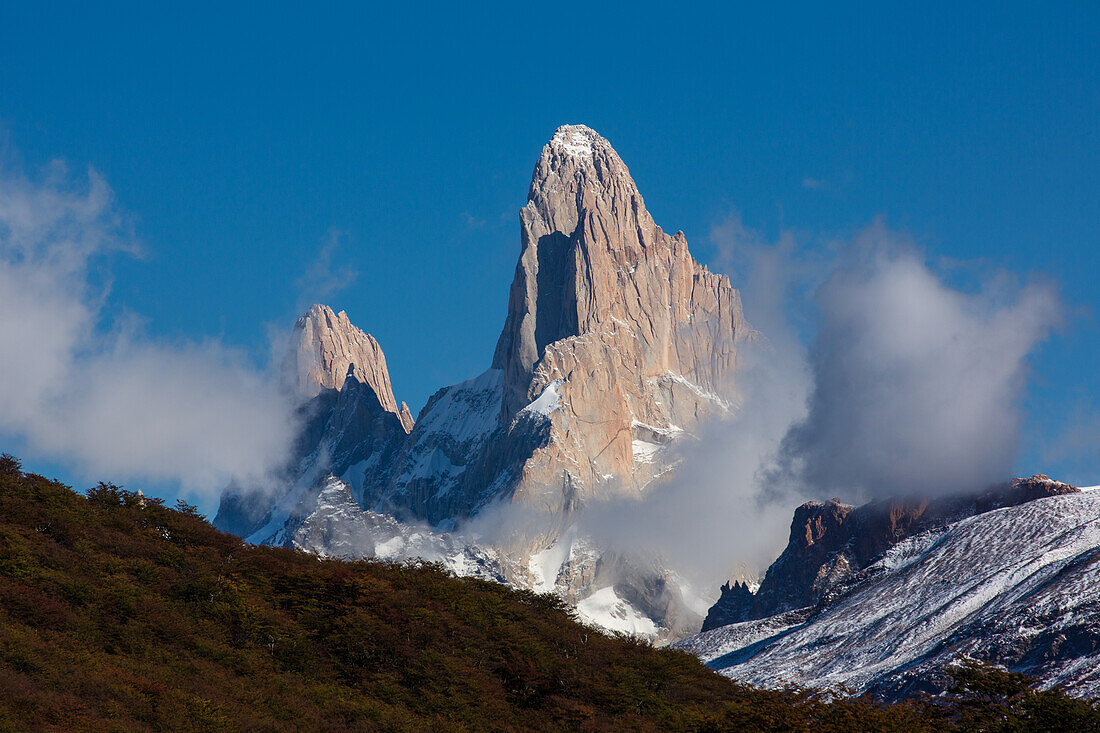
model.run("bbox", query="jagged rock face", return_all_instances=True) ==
[318,370,411,504]
[701,475,1081,631]
[282,307,415,498]
[494,125,750,505]
[382,125,751,526]
[701,581,754,632]
[493,125,747,414]
[284,304,414,432]
[214,307,413,538]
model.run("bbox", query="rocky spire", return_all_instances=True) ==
[492,124,751,421]
[492,125,642,412]
[283,304,413,432]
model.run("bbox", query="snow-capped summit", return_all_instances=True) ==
[548,124,598,160]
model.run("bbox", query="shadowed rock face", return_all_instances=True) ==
[701,475,1081,631]
[214,310,414,538]
[701,581,755,632]
[680,480,1098,700]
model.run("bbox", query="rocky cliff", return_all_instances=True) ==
[495,125,750,504]
[214,306,413,539]
[283,304,414,430]
[377,124,751,526]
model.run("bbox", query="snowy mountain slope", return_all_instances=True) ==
[286,475,507,582]
[701,476,1079,631]
[373,368,516,526]
[675,490,1100,699]
[257,473,679,641]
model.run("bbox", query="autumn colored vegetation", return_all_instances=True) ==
[0,454,1097,732]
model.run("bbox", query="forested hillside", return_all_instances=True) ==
[1,455,1096,732]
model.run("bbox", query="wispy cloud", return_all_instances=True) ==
[460,211,486,229]
[294,229,358,314]
[773,222,1061,500]
[0,157,298,499]
[801,176,826,190]
[555,218,1062,592]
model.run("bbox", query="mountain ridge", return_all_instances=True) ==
[681,479,1100,700]
[702,475,1080,631]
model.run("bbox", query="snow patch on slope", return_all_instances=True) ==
[385,369,504,502]
[576,587,659,637]
[529,541,570,594]
[414,368,504,444]
[632,439,662,464]
[520,379,563,418]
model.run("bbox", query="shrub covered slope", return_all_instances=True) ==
[0,455,1097,732]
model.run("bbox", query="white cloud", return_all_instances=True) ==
[775,221,1062,499]
[559,218,1061,592]
[0,159,298,499]
[294,228,358,314]
[569,221,817,587]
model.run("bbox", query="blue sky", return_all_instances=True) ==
[1,2,1097,498]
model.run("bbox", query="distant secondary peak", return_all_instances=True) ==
[282,304,409,427]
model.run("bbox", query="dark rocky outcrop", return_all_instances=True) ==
[701,581,755,632]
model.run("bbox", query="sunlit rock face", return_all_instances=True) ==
[379,124,752,526]
[283,303,414,432]
[494,125,751,503]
